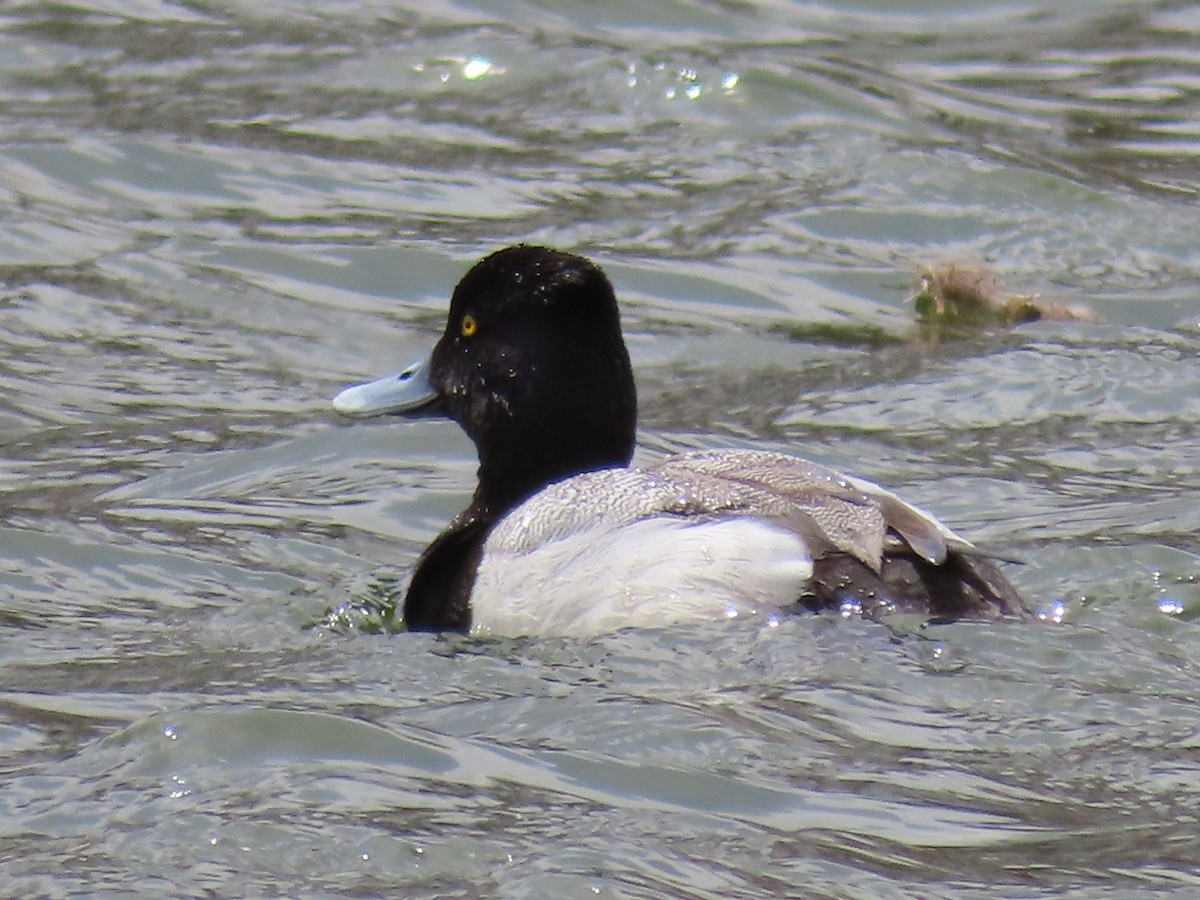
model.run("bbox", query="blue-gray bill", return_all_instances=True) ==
[332,358,437,417]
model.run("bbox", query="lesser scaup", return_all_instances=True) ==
[334,245,1026,635]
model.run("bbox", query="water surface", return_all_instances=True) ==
[2,1,1200,896]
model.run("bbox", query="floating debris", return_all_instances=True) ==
[767,260,1101,349]
[913,260,1101,329]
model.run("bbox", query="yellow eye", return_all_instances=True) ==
[461,314,478,338]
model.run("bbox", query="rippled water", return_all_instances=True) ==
[3,1,1200,895]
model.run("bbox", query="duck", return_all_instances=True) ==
[333,245,1027,636]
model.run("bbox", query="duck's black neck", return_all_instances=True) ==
[469,411,637,521]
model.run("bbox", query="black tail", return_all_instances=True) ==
[802,551,1026,620]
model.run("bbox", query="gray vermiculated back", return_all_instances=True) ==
[483,449,957,571]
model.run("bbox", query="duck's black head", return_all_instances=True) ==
[334,245,638,520]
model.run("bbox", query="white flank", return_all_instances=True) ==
[470,516,813,637]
